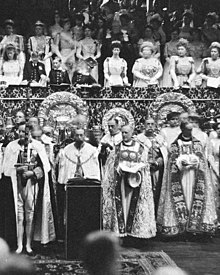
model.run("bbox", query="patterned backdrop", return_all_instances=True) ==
[0,85,219,131]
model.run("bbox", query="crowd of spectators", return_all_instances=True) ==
[0,3,220,89]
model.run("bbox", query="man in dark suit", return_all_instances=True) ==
[23,51,47,84]
[49,57,70,85]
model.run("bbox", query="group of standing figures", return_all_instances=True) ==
[101,112,218,240]
[106,38,220,89]
[1,9,220,88]
[0,107,219,255]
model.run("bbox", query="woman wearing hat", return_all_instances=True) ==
[150,14,166,47]
[188,28,208,87]
[0,43,23,85]
[53,17,78,70]
[170,38,195,89]
[71,13,85,42]
[132,41,163,87]
[103,41,129,87]
[208,119,220,226]
[93,16,106,45]
[49,10,63,39]
[179,10,194,41]
[189,28,207,71]
[137,25,160,59]
[0,19,25,70]
[27,21,52,76]
[197,42,220,88]
[201,12,219,47]
[76,24,101,82]
[162,27,179,87]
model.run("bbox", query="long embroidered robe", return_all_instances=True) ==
[102,140,156,238]
[157,135,217,235]
[136,133,168,215]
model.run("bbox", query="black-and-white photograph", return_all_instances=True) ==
[0,0,219,274]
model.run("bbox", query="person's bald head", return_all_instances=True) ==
[121,124,133,142]
[122,124,133,132]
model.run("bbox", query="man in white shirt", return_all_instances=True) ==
[160,111,181,149]
[58,128,100,184]
[99,118,122,167]
[100,118,122,149]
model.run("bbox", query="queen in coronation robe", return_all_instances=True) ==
[157,122,217,236]
[102,124,156,239]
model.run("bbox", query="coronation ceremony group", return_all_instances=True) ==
[0,0,220,256]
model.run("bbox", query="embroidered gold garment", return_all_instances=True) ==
[136,133,168,214]
[102,140,156,238]
[157,135,217,235]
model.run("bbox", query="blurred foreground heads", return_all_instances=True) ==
[0,254,35,275]
[0,238,35,275]
[81,231,120,275]
[154,266,188,275]
[0,238,10,260]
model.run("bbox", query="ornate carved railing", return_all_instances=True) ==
[0,85,219,130]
